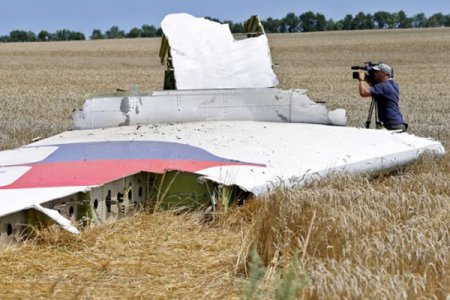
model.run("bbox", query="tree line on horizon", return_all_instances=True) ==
[0,10,449,43]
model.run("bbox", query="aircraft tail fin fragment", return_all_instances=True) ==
[159,14,278,90]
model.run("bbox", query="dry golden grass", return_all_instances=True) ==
[239,154,450,299]
[0,28,449,299]
[0,212,245,299]
[0,39,163,148]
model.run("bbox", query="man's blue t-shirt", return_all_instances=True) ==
[369,80,405,126]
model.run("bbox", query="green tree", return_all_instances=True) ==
[299,11,317,32]
[397,10,412,28]
[282,12,300,32]
[261,17,281,33]
[352,12,373,29]
[228,22,245,33]
[333,20,344,30]
[55,29,71,41]
[38,30,50,41]
[316,13,327,31]
[0,35,9,42]
[388,13,398,28]
[48,33,57,41]
[365,13,376,29]
[374,11,391,28]
[127,27,141,38]
[204,16,221,23]
[342,14,353,30]
[68,31,85,40]
[90,29,104,40]
[9,30,30,42]
[105,26,125,39]
[446,14,450,26]
[141,24,157,37]
[427,13,446,27]
[427,15,439,27]
[27,31,37,41]
[412,13,428,28]
[326,19,337,30]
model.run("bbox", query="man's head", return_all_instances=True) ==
[370,63,392,83]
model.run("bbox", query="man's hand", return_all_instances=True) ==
[358,71,371,97]
[358,70,366,81]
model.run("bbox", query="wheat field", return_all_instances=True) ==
[0,28,449,299]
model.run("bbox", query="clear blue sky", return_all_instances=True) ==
[0,0,449,35]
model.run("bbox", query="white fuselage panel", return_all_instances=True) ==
[73,88,346,129]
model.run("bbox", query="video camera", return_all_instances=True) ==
[351,61,383,86]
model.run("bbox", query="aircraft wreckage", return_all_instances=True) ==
[0,13,445,243]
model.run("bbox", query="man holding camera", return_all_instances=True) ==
[358,63,407,131]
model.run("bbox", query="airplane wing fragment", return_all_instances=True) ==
[0,122,444,237]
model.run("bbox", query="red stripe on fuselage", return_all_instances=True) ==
[1,159,253,189]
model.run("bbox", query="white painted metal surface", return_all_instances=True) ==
[72,88,346,129]
[55,122,446,193]
[1,122,444,218]
[0,186,87,217]
[161,13,279,89]
[33,204,80,234]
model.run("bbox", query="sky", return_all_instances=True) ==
[0,0,449,36]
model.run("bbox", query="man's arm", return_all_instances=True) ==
[358,70,371,97]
